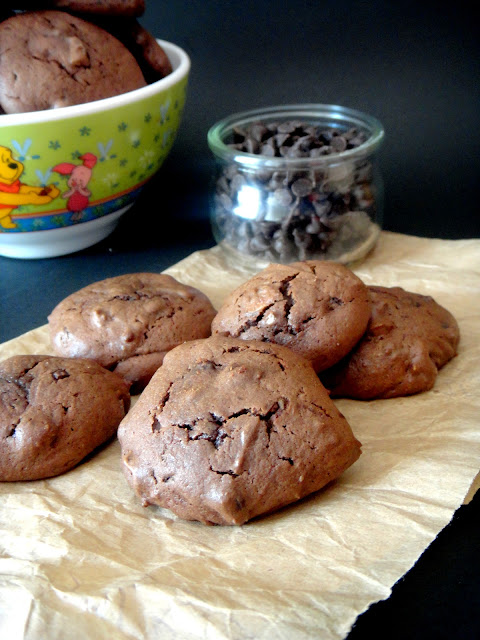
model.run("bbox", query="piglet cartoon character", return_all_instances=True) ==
[53,152,97,221]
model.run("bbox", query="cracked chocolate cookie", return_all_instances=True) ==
[117,336,362,525]
[321,286,460,399]
[48,273,217,393]
[0,10,146,113]
[0,355,130,481]
[211,260,371,373]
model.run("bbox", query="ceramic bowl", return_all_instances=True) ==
[0,39,190,259]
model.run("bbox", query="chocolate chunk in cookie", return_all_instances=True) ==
[48,273,217,393]
[118,336,362,525]
[0,10,146,113]
[0,355,130,481]
[321,286,460,399]
[212,260,371,372]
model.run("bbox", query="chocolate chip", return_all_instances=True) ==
[260,142,276,157]
[291,178,313,198]
[274,133,290,148]
[330,135,347,152]
[244,138,259,154]
[277,121,297,134]
[250,123,269,142]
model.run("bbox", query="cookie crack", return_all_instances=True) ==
[278,273,300,335]
[195,360,225,372]
[3,362,42,404]
[159,399,288,445]
[191,425,230,450]
[328,296,344,310]
[5,422,19,439]
[209,466,239,477]
[224,344,288,372]
[109,291,153,302]
[311,401,333,419]
[151,382,174,431]
[40,56,89,80]
[233,301,277,337]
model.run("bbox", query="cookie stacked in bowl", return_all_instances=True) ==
[0,2,190,258]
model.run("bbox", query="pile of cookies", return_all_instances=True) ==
[0,1,172,113]
[0,262,460,526]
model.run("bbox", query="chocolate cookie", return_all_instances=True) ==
[0,355,130,481]
[0,10,146,113]
[321,286,460,399]
[118,336,362,525]
[211,260,371,373]
[86,17,172,82]
[48,273,217,393]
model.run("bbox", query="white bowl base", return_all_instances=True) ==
[0,207,130,259]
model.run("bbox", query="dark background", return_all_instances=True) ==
[142,0,480,240]
[1,2,479,638]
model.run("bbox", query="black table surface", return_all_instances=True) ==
[1,2,479,639]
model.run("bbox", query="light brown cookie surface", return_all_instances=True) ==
[321,286,460,399]
[0,10,146,113]
[0,355,130,481]
[48,273,217,393]
[117,336,362,525]
[211,260,371,372]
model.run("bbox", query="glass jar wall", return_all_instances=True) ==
[208,104,384,265]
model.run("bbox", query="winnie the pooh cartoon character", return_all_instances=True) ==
[0,145,60,230]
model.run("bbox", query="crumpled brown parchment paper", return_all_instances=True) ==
[1,231,479,640]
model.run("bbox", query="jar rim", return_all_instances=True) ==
[207,103,385,167]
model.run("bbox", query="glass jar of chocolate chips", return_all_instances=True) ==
[207,104,385,265]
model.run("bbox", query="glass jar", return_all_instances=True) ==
[207,104,385,266]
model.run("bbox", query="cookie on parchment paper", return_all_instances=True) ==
[0,355,130,481]
[118,336,362,525]
[48,273,217,393]
[321,286,460,399]
[212,260,371,373]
